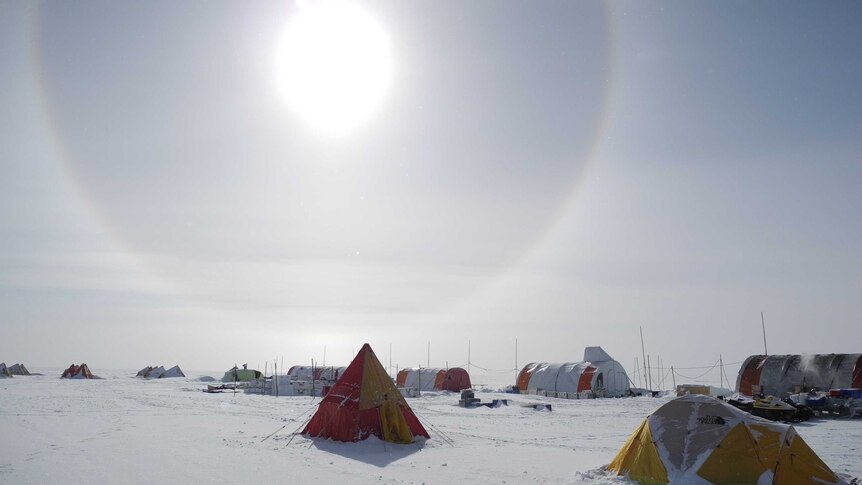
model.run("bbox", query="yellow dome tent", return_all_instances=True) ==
[608,394,843,484]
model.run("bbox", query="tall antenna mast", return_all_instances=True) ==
[761,312,768,355]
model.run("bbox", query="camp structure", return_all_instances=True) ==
[608,394,843,484]
[222,364,262,382]
[396,367,472,392]
[287,365,347,382]
[137,365,185,378]
[270,365,349,397]
[516,346,630,398]
[737,353,862,396]
[61,363,94,379]
[9,363,31,376]
[302,343,429,444]
[0,363,11,378]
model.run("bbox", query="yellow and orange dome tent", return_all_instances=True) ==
[608,394,843,484]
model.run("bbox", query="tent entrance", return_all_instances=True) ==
[379,400,413,444]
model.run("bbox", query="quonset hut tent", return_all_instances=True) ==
[608,394,842,484]
[396,367,472,392]
[9,363,31,376]
[302,343,429,444]
[737,353,862,396]
[516,346,630,397]
[62,363,94,379]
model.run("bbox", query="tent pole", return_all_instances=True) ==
[761,312,768,355]
[647,355,652,391]
[660,356,663,391]
[671,366,676,389]
[515,338,518,385]
[640,327,648,391]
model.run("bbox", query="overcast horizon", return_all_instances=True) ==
[2,1,860,386]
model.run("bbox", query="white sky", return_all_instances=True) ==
[1,1,860,383]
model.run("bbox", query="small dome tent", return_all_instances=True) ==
[222,365,262,382]
[396,367,472,392]
[516,346,630,397]
[302,343,429,444]
[608,394,842,484]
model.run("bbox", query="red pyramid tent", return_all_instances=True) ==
[302,343,429,443]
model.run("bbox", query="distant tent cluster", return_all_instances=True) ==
[137,365,185,379]
[396,367,472,392]
[303,344,429,444]
[737,353,862,396]
[517,346,630,398]
[608,394,841,484]
[62,363,94,379]
[0,363,31,377]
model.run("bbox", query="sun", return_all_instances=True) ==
[276,1,393,135]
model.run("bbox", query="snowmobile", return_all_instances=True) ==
[751,395,797,421]
[727,394,754,413]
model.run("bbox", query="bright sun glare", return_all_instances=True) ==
[276,1,393,135]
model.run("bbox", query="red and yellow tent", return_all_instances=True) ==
[303,343,429,444]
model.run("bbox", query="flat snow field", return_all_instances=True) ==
[1,370,860,484]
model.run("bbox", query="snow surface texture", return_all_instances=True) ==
[0,369,859,484]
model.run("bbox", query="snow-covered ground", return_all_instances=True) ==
[1,369,860,484]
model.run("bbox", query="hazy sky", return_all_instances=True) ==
[2,1,860,384]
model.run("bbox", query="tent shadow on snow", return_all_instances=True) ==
[305,436,426,467]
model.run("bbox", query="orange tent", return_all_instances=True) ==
[396,367,472,392]
[303,343,429,443]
